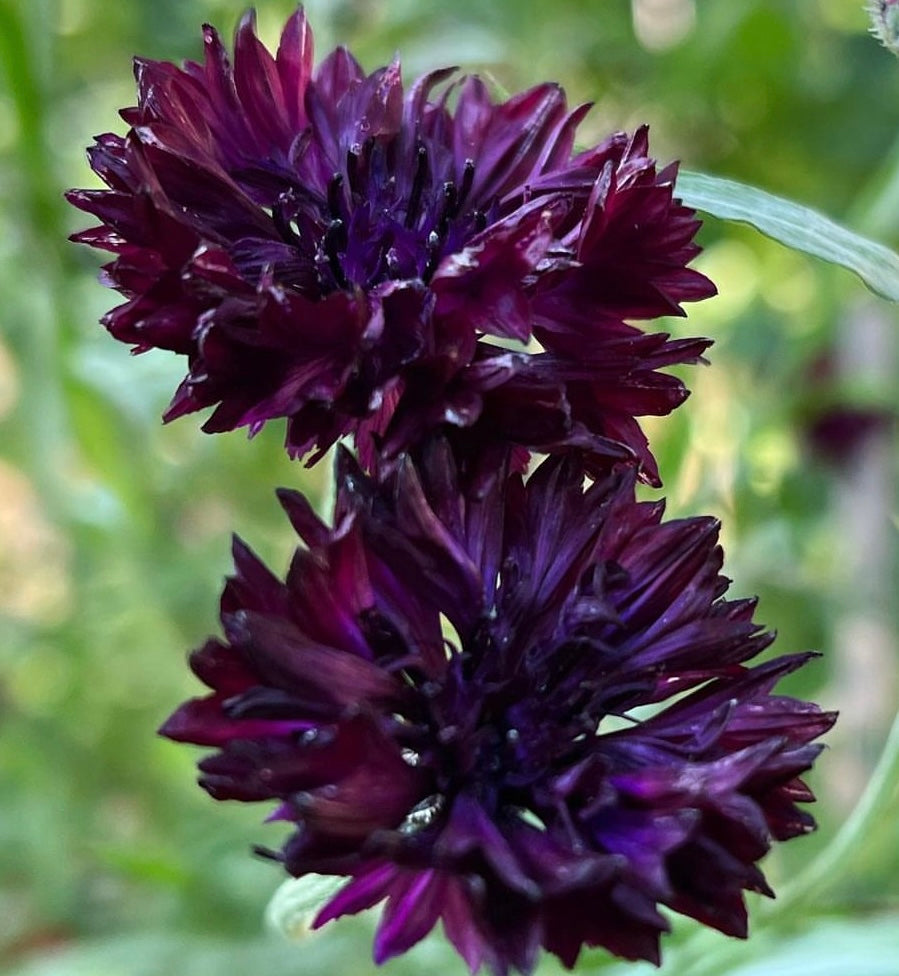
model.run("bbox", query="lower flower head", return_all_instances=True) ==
[68,8,714,483]
[161,441,835,974]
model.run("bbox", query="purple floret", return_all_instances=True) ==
[161,439,834,974]
[69,8,715,483]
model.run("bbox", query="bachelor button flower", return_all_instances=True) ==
[161,439,835,975]
[68,8,714,483]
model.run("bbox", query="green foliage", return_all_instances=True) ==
[1,1,897,974]
[678,171,899,301]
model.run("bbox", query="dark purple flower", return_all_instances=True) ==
[803,405,894,467]
[68,8,714,483]
[798,352,895,468]
[161,441,834,974]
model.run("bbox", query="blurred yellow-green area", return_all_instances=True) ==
[0,1,897,974]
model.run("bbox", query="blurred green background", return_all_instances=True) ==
[0,1,897,974]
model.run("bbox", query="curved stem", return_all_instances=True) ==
[661,705,899,976]
[764,702,899,916]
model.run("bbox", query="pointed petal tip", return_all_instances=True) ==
[334,442,366,484]
[156,714,177,739]
[230,532,253,561]
[237,8,258,34]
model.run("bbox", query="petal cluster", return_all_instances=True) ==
[86,9,834,973]
[161,442,835,974]
[68,8,714,482]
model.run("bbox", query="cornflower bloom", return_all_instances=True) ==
[162,442,834,974]
[68,8,715,482]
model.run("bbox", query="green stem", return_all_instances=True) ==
[661,706,899,976]
[0,0,76,518]
[764,703,899,917]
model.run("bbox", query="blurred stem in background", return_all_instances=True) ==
[0,0,73,518]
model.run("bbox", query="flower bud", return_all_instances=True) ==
[869,0,899,55]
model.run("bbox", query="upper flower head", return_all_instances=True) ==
[161,440,834,975]
[68,7,714,483]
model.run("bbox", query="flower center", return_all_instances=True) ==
[271,141,487,295]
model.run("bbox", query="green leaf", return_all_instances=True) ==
[723,915,899,976]
[677,171,899,302]
[1,932,354,976]
[265,874,346,940]
[1,925,472,976]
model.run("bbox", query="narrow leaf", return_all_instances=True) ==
[266,873,347,940]
[678,170,899,302]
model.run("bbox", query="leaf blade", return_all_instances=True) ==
[678,170,899,302]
